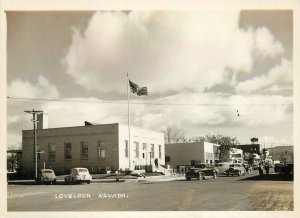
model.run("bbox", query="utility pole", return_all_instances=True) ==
[24,109,43,180]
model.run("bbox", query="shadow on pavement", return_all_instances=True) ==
[241,173,293,181]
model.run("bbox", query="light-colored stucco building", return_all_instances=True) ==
[22,121,165,176]
[165,142,220,167]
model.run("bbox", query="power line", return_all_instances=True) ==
[7,96,293,107]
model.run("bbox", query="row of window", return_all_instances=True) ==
[38,141,162,161]
[124,140,162,159]
[38,142,106,161]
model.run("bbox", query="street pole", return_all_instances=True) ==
[24,109,43,180]
[126,72,131,170]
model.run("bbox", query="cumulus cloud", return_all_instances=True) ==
[7,11,292,147]
[7,75,60,99]
[62,11,285,95]
[7,90,292,146]
[254,27,284,59]
[235,59,292,94]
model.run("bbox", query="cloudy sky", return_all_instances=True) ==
[7,10,293,148]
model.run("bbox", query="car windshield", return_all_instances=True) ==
[197,165,207,168]
[42,170,53,173]
[78,169,88,173]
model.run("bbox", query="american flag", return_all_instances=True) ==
[129,80,148,96]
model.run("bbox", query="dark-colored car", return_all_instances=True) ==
[274,163,284,173]
[36,169,56,184]
[279,164,293,177]
[194,163,219,176]
[185,168,205,181]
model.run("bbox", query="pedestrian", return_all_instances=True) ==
[154,158,158,168]
[176,165,180,174]
[265,163,270,175]
[258,163,263,176]
[180,166,184,175]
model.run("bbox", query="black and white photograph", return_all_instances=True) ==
[1,0,299,217]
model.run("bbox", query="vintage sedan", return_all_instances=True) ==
[279,164,293,178]
[185,168,205,181]
[36,169,56,184]
[195,163,219,177]
[225,163,246,176]
[65,168,92,184]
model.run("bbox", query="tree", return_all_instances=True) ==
[251,137,259,144]
[190,133,239,147]
[163,125,187,143]
[7,144,22,172]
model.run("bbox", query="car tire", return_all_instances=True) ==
[87,181,90,184]
[199,174,204,180]
[72,178,75,184]
[186,177,191,181]
[65,178,69,185]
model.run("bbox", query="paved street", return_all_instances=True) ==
[7,172,293,211]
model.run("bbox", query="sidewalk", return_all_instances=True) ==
[7,174,186,185]
[138,174,186,183]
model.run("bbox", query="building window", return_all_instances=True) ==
[81,142,88,160]
[142,143,147,150]
[159,145,162,159]
[97,142,101,159]
[97,141,106,159]
[134,142,139,158]
[64,143,72,160]
[101,149,106,158]
[48,143,56,160]
[151,144,154,158]
[124,140,128,158]
[205,152,213,159]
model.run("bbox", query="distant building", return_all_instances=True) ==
[229,148,243,163]
[22,120,165,176]
[237,144,260,154]
[165,142,220,167]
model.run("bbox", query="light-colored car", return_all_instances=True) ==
[215,162,231,175]
[225,163,246,176]
[65,168,92,184]
[36,169,56,184]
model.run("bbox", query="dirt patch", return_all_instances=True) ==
[248,181,293,210]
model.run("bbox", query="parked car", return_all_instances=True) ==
[225,163,246,176]
[193,163,218,178]
[274,163,284,173]
[36,169,56,184]
[214,162,231,175]
[65,168,92,184]
[185,168,205,181]
[279,164,293,178]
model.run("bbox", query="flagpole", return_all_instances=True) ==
[126,72,131,170]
